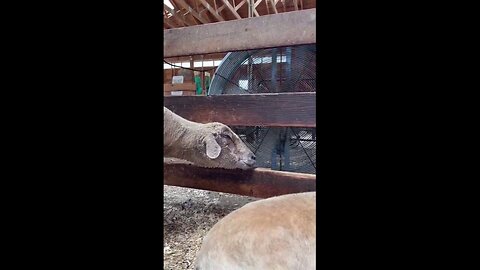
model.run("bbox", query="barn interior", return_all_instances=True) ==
[163,1,316,269]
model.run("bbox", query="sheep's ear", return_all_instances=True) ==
[205,135,221,159]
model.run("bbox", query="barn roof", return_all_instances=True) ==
[164,0,316,29]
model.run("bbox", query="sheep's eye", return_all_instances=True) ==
[221,133,232,140]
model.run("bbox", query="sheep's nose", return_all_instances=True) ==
[244,154,256,166]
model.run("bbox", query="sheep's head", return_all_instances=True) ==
[200,122,256,169]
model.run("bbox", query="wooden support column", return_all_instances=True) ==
[164,8,316,57]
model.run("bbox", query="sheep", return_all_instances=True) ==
[164,106,256,169]
[195,192,316,270]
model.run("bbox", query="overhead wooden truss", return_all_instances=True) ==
[163,0,315,29]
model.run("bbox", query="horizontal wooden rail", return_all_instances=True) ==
[164,92,316,127]
[163,158,316,198]
[164,9,316,58]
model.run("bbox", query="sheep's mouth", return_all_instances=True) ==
[241,161,256,168]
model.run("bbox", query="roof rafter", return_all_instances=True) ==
[270,0,278,13]
[252,0,262,17]
[175,0,210,24]
[198,0,225,21]
[164,3,191,27]
[221,0,242,20]
[234,0,247,11]
[218,4,226,12]
[164,17,177,29]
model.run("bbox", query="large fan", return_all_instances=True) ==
[209,45,316,174]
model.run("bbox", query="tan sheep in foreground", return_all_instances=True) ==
[195,192,316,270]
[164,107,256,169]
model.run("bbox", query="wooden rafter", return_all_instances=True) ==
[198,0,225,21]
[169,0,182,12]
[164,17,177,29]
[164,3,191,27]
[175,0,210,24]
[165,0,315,29]
[253,0,262,17]
[199,7,209,16]
[221,0,242,19]
[164,4,175,17]
[178,11,194,26]
[218,4,226,12]
[234,0,247,11]
[270,0,278,13]
[247,0,253,17]
[182,7,202,26]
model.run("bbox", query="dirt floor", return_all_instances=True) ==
[163,185,257,270]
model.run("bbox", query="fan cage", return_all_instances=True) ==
[209,45,316,174]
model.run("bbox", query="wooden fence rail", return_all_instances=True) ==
[164,159,316,198]
[164,92,316,127]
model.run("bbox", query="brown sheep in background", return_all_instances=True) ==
[164,107,256,169]
[195,192,316,270]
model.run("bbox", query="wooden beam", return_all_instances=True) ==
[175,0,210,24]
[293,0,299,11]
[198,0,225,21]
[164,7,183,28]
[164,92,316,127]
[164,158,316,198]
[221,0,242,19]
[164,8,316,57]
[165,52,228,62]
